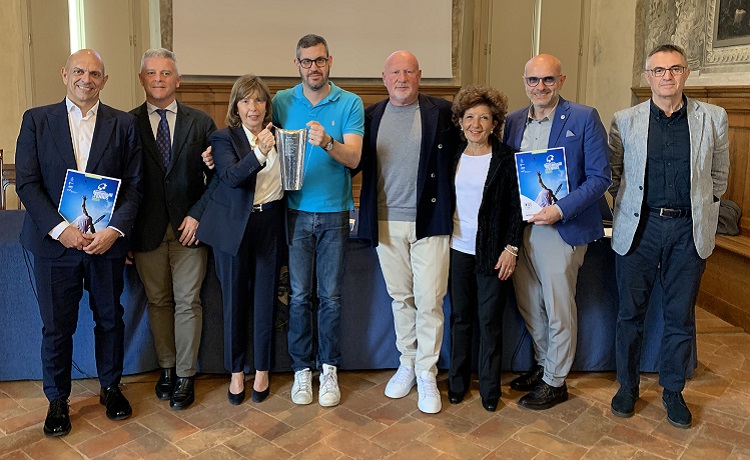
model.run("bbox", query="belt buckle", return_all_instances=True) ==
[254,203,263,212]
[659,208,667,217]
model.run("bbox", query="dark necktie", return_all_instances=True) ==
[156,109,171,169]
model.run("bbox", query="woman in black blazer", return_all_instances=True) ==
[195,75,284,405]
[447,85,523,412]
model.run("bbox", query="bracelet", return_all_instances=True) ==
[503,246,518,257]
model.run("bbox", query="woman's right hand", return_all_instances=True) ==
[201,146,214,169]
[256,123,275,156]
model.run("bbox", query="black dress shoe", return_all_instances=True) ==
[99,385,132,421]
[170,376,195,410]
[251,386,270,403]
[611,385,639,418]
[43,399,71,437]
[448,390,465,404]
[228,388,245,405]
[155,367,176,400]
[662,389,691,429]
[482,397,499,412]
[510,365,544,392]
[518,381,568,410]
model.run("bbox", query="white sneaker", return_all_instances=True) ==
[416,370,441,414]
[318,364,341,407]
[384,365,416,399]
[291,368,313,405]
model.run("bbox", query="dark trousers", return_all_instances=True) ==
[448,249,509,400]
[214,205,284,373]
[34,251,125,401]
[615,212,706,392]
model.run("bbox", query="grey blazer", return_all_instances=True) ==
[608,97,729,259]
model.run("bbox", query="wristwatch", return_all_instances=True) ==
[323,136,334,152]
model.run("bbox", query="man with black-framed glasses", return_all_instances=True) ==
[609,44,729,429]
[272,34,364,408]
[503,54,611,411]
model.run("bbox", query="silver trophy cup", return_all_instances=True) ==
[274,128,307,191]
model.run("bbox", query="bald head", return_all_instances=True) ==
[383,50,422,106]
[524,54,562,77]
[62,48,108,113]
[523,53,566,117]
[65,49,105,75]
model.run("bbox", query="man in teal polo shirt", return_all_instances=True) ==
[273,34,364,408]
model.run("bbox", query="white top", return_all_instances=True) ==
[241,125,284,205]
[66,97,99,171]
[146,100,177,146]
[451,153,492,255]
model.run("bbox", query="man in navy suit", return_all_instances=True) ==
[502,54,610,410]
[130,48,216,410]
[15,49,142,436]
[357,51,459,413]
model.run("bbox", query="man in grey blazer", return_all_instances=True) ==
[609,44,729,429]
[130,48,217,410]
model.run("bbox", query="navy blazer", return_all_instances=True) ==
[129,102,217,252]
[196,126,283,257]
[356,93,460,246]
[502,97,611,246]
[15,100,143,259]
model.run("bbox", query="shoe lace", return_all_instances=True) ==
[320,370,338,394]
[294,370,311,392]
[391,366,413,387]
[418,376,439,399]
[49,399,68,415]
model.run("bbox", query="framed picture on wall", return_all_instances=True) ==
[714,0,750,47]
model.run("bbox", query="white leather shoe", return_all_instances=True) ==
[291,368,313,405]
[384,365,416,399]
[416,370,441,413]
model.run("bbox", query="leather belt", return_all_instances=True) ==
[252,199,283,213]
[648,207,690,218]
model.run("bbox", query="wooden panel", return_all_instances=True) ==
[176,82,461,208]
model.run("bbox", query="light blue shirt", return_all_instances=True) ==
[272,81,365,212]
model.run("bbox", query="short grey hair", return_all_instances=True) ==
[140,48,179,75]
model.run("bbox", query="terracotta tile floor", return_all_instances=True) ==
[1,307,749,459]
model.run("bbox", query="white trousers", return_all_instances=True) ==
[376,221,450,376]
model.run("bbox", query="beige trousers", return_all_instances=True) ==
[376,221,450,376]
[134,226,207,377]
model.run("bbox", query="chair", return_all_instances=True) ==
[1,149,20,210]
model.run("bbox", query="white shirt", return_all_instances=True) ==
[67,97,99,171]
[146,99,177,146]
[50,98,123,240]
[451,153,492,255]
[241,125,284,205]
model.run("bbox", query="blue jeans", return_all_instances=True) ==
[287,209,348,371]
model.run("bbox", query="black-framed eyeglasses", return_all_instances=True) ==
[298,57,329,69]
[645,65,686,77]
[524,75,562,87]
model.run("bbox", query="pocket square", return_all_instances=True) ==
[566,130,576,137]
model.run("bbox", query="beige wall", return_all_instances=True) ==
[0,1,30,164]
[584,0,638,128]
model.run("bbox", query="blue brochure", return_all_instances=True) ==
[514,147,569,221]
[58,170,121,234]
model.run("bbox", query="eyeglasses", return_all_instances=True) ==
[298,57,329,69]
[524,75,562,87]
[645,65,686,77]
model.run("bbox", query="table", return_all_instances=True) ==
[0,210,687,381]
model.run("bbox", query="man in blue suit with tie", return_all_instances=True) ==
[15,49,142,436]
[502,54,610,410]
